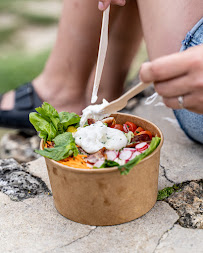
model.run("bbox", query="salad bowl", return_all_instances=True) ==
[41,112,163,226]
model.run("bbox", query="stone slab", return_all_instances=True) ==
[132,96,203,185]
[154,224,203,253]
[0,158,179,253]
[0,195,95,253]
[158,164,174,190]
[48,202,178,253]
[27,157,51,191]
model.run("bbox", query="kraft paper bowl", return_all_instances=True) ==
[41,112,163,226]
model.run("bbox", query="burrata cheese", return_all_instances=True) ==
[74,121,128,154]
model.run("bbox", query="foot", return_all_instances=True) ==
[0,75,86,115]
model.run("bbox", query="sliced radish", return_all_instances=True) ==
[136,142,149,152]
[129,151,141,160]
[123,124,129,133]
[106,150,118,161]
[123,148,136,152]
[138,148,149,153]
[114,158,125,166]
[94,159,105,168]
[119,150,132,160]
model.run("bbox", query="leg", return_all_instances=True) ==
[137,0,203,59]
[137,0,203,143]
[1,0,103,114]
[86,0,143,103]
[2,0,142,116]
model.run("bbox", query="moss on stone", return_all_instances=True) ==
[157,184,182,201]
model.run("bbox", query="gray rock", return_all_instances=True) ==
[154,224,203,253]
[0,158,51,201]
[0,132,40,163]
[167,180,203,229]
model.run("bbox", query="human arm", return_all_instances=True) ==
[139,45,203,114]
[98,0,126,11]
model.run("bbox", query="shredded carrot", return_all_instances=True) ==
[45,141,54,148]
[58,154,90,169]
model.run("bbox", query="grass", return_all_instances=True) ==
[19,12,58,26]
[0,1,59,94]
[0,50,50,93]
[0,26,19,43]
[0,0,55,11]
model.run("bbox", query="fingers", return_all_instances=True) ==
[154,75,191,98]
[163,92,203,114]
[139,46,203,84]
[139,45,203,114]
[98,0,126,11]
[140,45,203,84]
[162,96,186,110]
[155,74,203,113]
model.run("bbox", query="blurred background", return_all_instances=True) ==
[0,0,61,140]
[0,0,147,161]
[0,0,61,94]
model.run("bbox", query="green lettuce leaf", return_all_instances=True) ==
[29,112,57,141]
[35,132,78,161]
[118,136,161,175]
[35,102,60,130]
[29,102,80,141]
[59,112,80,131]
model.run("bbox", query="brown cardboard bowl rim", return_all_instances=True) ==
[40,112,163,174]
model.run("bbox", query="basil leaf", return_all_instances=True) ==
[35,132,78,161]
[118,136,161,175]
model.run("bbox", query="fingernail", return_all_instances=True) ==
[98,1,104,10]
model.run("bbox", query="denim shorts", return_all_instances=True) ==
[173,17,203,144]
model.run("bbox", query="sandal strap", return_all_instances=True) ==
[15,83,42,110]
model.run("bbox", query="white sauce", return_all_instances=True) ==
[80,99,110,127]
[74,121,128,154]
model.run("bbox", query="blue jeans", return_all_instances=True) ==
[173,17,203,144]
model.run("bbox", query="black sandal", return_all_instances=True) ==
[0,82,42,129]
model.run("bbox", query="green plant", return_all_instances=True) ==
[157,184,182,201]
